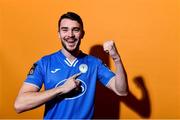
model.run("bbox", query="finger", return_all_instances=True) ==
[103,41,112,52]
[103,45,109,53]
[104,49,109,53]
[103,46,111,54]
[75,80,81,86]
[71,72,82,79]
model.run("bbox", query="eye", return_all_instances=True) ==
[62,29,68,32]
[73,28,80,32]
[61,27,68,32]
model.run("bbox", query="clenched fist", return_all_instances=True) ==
[103,40,120,62]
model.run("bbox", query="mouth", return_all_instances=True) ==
[65,38,77,47]
[62,38,80,52]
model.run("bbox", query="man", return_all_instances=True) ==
[14,12,128,119]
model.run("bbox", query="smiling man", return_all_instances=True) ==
[14,12,128,119]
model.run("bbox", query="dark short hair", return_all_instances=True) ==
[58,12,84,32]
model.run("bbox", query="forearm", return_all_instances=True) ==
[103,40,128,96]
[15,72,81,113]
[14,86,64,113]
[114,57,128,95]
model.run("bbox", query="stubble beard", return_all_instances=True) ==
[61,39,81,54]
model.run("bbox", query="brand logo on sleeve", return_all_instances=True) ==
[28,63,37,75]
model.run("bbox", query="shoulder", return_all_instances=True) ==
[34,51,59,66]
[81,53,102,64]
[40,51,59,62]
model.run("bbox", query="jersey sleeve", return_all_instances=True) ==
[97,60,115,86]
[24,59,44,89]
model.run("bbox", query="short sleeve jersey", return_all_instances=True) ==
[25,50,115,119]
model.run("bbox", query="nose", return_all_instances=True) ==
[68,30,75,38]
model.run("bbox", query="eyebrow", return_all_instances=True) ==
[60,27,68,29]
[73,27,80,29]
[60,27,81,30]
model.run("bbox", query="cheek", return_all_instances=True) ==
[59,32,66,38]
[75,33,82,39]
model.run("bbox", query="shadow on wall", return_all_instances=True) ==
[89,45,151,119]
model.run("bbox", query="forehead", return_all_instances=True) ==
[60,18,81,28]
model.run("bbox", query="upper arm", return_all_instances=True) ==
[106,76,116,92]
[97,59,115,86]
[107,76,128,96]
[24,60,44,90]
[14,83,41,113]
[18,83,40,95]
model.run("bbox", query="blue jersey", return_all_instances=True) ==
[25,50,115,119]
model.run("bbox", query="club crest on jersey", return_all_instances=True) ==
[79,64,88,73]
[28,63,37,75]
[55,79,87,100]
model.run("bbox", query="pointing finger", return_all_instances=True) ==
[71,72,82,79]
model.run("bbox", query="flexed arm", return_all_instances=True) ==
[103,40,128,96]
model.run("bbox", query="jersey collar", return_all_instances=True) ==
[58,50,84,67]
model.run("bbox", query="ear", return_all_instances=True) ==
[80,30,85,39]
[58,31,61,39]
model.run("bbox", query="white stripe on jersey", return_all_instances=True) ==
[73,60,79,67]
[64,58,78,67]
[64,60,72,67]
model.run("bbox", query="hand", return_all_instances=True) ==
[103,40,120,62]
[61,72,82,94]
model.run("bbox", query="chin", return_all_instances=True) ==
[62,40,80,53]
[66,47,78,53]
[67,46,76,51]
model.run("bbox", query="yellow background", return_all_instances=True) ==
[0,0,179,119]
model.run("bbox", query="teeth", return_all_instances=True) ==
[67,41,75,46]
[66,39,75,43]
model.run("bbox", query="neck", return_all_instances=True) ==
[61,48,80,62]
